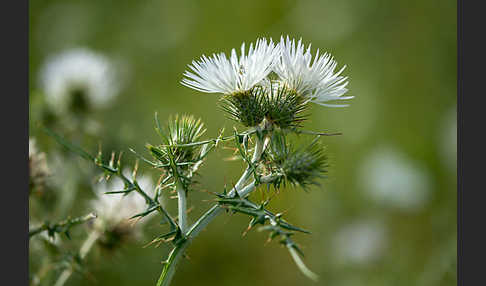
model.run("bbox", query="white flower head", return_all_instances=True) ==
[91,170,155,230]
[358,147,432,212]
[275,36,353,107]
[332,219,387,265]
[39,48,119,113]
[181,38,280,95]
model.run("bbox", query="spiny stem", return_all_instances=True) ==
[156,134,268,286]
[156,176,276,286]
[234,130,266,191]
[29,212,97,238]
[54,230,101,286]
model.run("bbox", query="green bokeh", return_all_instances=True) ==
[29,0,456,285]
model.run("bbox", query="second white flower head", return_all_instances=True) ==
[275,36,353,107]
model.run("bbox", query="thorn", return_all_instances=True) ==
[132,159,139,179]
[264,237,272,246]
[109,151,116,168]
[143,238,161,248]
[157,174,164,186]
[242,225,252,237]
[199,189,218,196]
[97,142,103,158]
[129,216,143,227]
[96,175,104,183]
[117,151,124,168]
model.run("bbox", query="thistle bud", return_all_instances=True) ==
[267,132,328,189]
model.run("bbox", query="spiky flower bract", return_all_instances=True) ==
[149,114,206,166]
[275,36,353,107]
[181,38,279,95]
[147,114,208,189]
[266,132,328,189]
[264,83,308,129]
[219,83,309,128]
[219,86,267,127]
[39,48,119,113]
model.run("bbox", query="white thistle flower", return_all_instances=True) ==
[91,171,154,230]
[181,38,280,95]
[39,48,119,113]
[275,36,353,107]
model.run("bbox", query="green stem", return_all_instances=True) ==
[155,134,269,286]
[29,212,97,238]
[155,175,275,286]
[176,182,187,234]
[234,132,266,191]
[53,230,100,286]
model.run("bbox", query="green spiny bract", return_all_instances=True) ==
[147,114,207,189]
[220,87,267,127]
[264,84,308,130]
[220,84,309,130]
[266,132,328,190]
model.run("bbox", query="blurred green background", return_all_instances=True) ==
[29,0,456,285]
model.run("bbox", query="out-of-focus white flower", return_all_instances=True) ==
[358,147,431,212]
[181,38,279,95]
[274,36,352,107]
[39,48,119,113]
[90,171,155,230]
[332,219,387,265]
